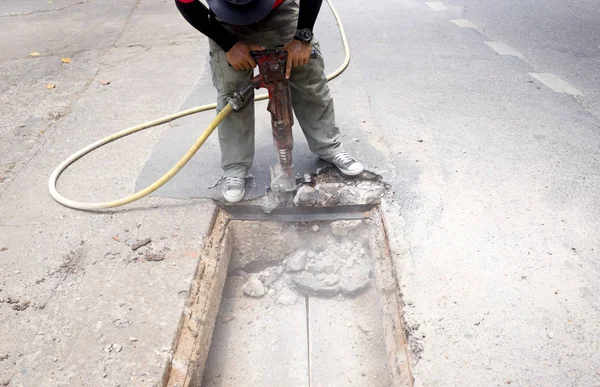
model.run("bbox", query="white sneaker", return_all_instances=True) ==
[322,152,364,176]
[222,176,245,203]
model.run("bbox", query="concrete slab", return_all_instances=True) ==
[0,0,140,60]
[115,0,200,47]
[0,50,105,195]
[309,288,391,386]
[0,198,216,386]
[0,0,86,17]
[203,276,309,386]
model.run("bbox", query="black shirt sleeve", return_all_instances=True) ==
[175,0,238,52]
[297,0,323,31]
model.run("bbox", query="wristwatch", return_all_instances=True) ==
[294,28,313,44]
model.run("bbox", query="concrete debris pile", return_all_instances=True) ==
[289,240,372,297]
[294,181,384,206]
[233,220,372,303]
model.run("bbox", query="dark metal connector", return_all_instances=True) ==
[227,83,256,112]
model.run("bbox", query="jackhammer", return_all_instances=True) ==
[227,48,310,193]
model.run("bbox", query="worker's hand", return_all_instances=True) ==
[284,40,312,79]
[226,42,264,71]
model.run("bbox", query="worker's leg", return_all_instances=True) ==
[257,1,343,158]
[288,42,343,158]
[209,39,255,178]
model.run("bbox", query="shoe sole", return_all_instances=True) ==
[222,190,245,203]
[337,166,364,176]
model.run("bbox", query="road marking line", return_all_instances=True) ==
[450,19,478,28]
[529,73,584,96]
[425,2,447,11]
[484,41,523,58]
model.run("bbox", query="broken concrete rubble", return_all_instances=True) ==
[263,270,280,287]
[144,253,165,262]
[315,182,384,206]
[286,249,311,272]
[305,251,340,275]
[286,240,372,297]
[293,185,320,206]
[131,238,151,251]
[242,279,265,298]
[292,179,385,207]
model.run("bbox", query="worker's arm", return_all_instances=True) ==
[284,0,324,78]
[297,0,323,31]
[174,0,238,52]
[174,0,263,70]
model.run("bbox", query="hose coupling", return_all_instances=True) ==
[227,82,257,112]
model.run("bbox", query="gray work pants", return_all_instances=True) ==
[208,0,343,178]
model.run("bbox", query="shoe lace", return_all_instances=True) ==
[333,152,354,164]
[224,176,244,189]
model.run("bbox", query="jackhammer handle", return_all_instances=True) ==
[227,48,317,67]
[248,48,318,59]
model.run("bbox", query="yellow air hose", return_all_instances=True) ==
[48,0,350,211]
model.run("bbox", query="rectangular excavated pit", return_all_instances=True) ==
[165,208,412,387]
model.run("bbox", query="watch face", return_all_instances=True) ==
[298,29,312,42]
